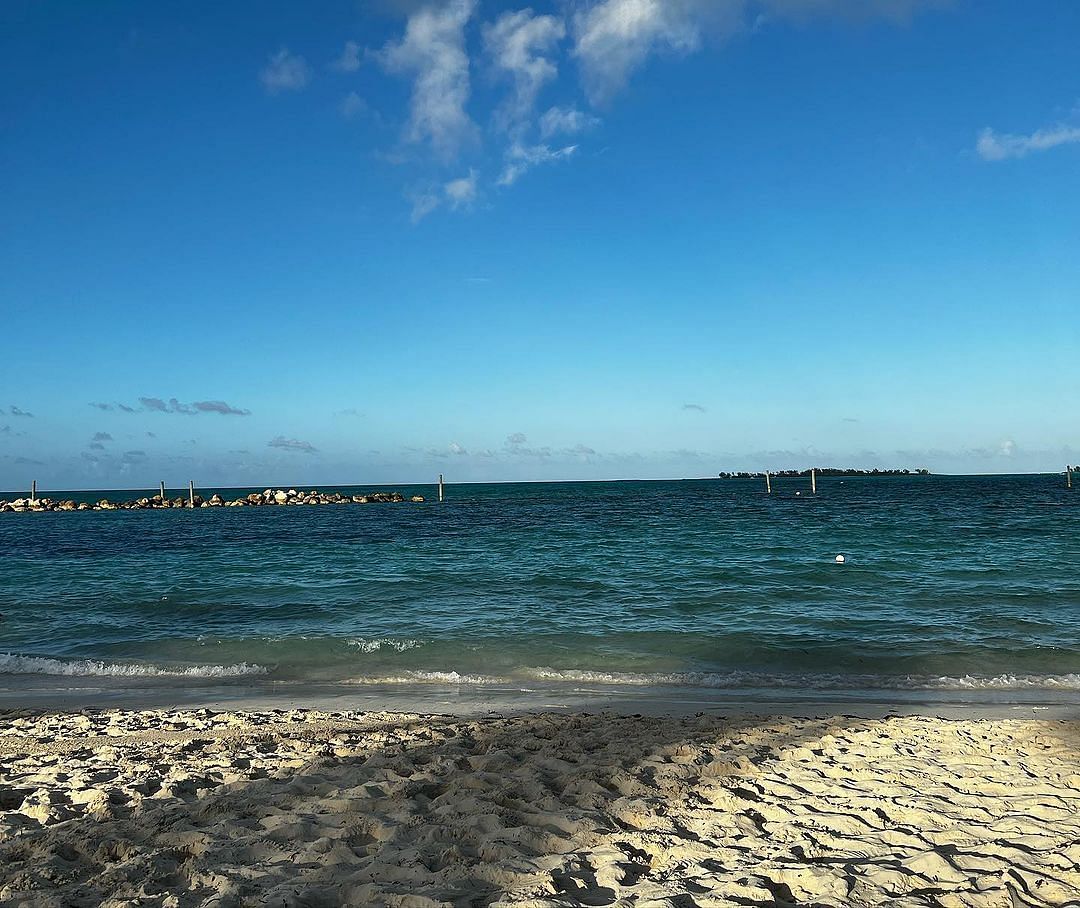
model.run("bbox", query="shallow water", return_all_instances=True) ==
[2,475,1078,705]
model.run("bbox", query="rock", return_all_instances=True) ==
[208,494,224,507]
[273,490,288,504]
[411,496,425,502]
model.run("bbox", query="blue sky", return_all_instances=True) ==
[2,0,1078,490]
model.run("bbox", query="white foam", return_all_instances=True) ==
[347,670,502,685]
[0,654,268,678]
[521,667,1080,692]
[347,638,425,654]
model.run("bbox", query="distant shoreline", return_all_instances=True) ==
[1,470,1071,498]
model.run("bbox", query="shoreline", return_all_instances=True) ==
[2,704,1077,905]
[4,674,1080,719]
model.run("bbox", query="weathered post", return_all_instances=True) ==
[1069,466,1074,490]
[811,468,817,495]
[160,481,166,500]
[765,471,771,494]
[438,474,445,503]
[188,480,195,508]
[31,480,37,501]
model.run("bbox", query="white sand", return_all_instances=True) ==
[2,708,1078,907]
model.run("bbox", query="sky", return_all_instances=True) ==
[1,0,1078,491]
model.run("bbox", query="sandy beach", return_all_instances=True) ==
[1,708,1078,907]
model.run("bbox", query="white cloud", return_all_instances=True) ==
[483,9,566,132]
[498,142,577,186]
[572,0,718,104]
[340,91,367,119]
[411,169,478,222]
[444,169,478,208]
[976,121,1080,161]
[571,0,942,104]
[410,190,442,223]
[539,105,600,139]
[332,40,362,73]
[260,48,311,94]
[378,0,477,158]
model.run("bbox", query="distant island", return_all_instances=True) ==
[718,468,930,479]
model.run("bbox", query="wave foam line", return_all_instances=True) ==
[0,654,268,678]
[346,670,503,685]
[524,668,1080,691]
[346,667,1080,691]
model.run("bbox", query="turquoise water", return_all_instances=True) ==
[2,475,1078,702]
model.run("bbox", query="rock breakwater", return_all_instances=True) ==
[0,488,423,513]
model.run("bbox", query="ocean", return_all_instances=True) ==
[2,474,1078,710]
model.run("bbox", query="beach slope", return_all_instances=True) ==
[1,709,1078,906]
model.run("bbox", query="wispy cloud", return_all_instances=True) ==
[8,405,34,418]
[682,403,706,412]
[261,0,946,221]
[378,0,477,158]
[331,40,362,73]
[340,90,367,119]
[260,48,311,94]
[976,118,1080,161]
[89,402,114,411]
[572,0,717,105]
[412,169,479,221]
[268,436,318,454]
[91,432,113,442]
[498,142,577,186]
[483,9,565,134]
[445,168,478,207]
[539,105,600,140]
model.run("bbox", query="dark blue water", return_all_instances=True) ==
[2,475,1078,700]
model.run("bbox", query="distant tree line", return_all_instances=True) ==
[717,468,931,479]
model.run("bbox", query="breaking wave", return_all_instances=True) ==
[0,654,268,678]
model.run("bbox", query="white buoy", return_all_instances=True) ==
[835,554,846,563]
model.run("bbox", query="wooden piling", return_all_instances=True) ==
[438,474,445,503]
[160,481,166,500]
[188,480,195,508]
[811,468,817,495]
[1069,466,1073,490]
[31,480,37,500]
[765,472,771,494]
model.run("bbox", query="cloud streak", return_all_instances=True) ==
[136,397,251,416]
[976,120,1080,161]
[268,436,318,454]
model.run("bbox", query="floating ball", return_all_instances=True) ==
[835,554,846,563]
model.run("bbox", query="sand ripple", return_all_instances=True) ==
[2,709,1079,906]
